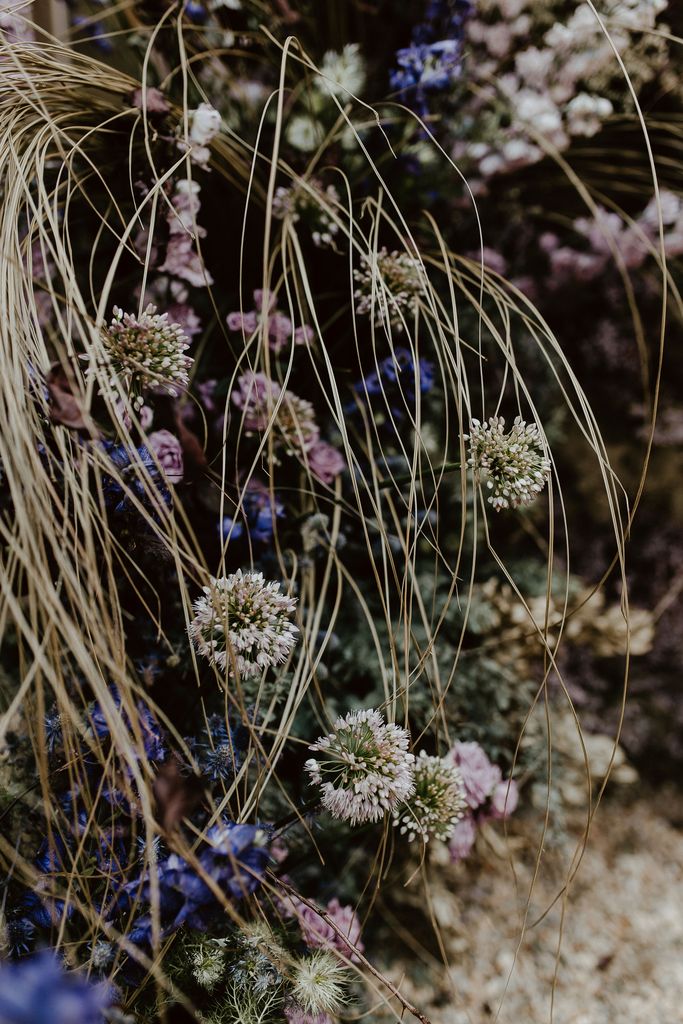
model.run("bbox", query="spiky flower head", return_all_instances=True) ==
[305,708,415,826]
[189,570,298,677]
[354,247,425,329]
[290,951,349,1015]
[465,415,551,511]
[393,751,466,843]
[93,305,192,408]
[188,939,227,990]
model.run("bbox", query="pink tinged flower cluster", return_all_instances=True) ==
[160,179,213,288]
[449,740,503,809]
[227,290,314,354]
[285,896,364,962]
[232,371,320,455]
[94,304,193,406]
[189,569,298,678]
[148,429,184,484]
[306,708,415,827]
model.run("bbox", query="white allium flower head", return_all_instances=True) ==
[305,708,415,826]
[393,751,466,843]
[354,247,425,329]
[189,570,298,677]
[93,305,192,408]
[316,43,366,98]
[465,415,551,511]
[291,951,349,1015]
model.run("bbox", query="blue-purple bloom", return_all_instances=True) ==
[221,484,285,546]
[390,0,471,115]
[351,348,435,419]
[0,952,114,1024]
[88,687,166,764]
[97,442,170,516]
[124,822,270,944]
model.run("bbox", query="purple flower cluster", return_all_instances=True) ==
[447,741,518,862]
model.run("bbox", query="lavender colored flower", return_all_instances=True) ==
[449,741,501,809]
[285,1009,333,1024]
[0,953,114,1024]
[160,179,213,288]
[389,0,471,114]
[306,708,415,826]
[147,429,184,485]
[489,778,519,819]
[448,812,477,862]
[227,290,314,354]
[307,441,346,485]
[290,897,364,962]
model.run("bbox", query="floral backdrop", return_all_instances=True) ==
[0,1,681,1022]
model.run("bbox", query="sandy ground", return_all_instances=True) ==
[386,788,683,1024]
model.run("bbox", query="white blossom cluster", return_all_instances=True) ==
[461,0,671,180]
[232,371,320,456]
[354,247,425,329]
[316,43,367,98]
[272,179,341,248]
[393,751,466,843]
[189,570,298,678]
[93,304,192,408]
[466,415,551,511]
[306,708,415,827]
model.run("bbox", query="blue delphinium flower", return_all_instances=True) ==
[390,0,472,115]
[350,348,435,419]
[123,821,270,944]
[0,951,114,1024]
[97,442,169,516]
[220,486,285,546]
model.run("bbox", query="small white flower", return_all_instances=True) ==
[291,951,349,1015]
[189,570,298,677]
[190,103,222,146]
[565,93,613,138]
[286,115,324,153]
[466,415,551,511]
[393,751,466,843]
[316,43,366,98]
[306,708,415,826]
